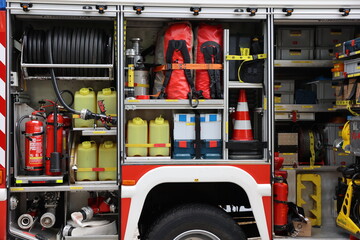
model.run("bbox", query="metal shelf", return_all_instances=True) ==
[72,127,117,136]
[228,82,263,89]
[15,175,64,184]
[124,99,224,110]
[337,50,360,60]
[10,183,118,192]
[275,104,334,112]
[124,159,269,165]
[274,60,333,68]
[281,165,339,172]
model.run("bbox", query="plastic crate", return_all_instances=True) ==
[325,147,355,166]
[274,80,295,93]
[274,93,294,104]
[276,47,314,60]
[323,123,343,146]
[344,38,360,54]
[277,28,314,47]
[173,140,222,159]
[315,47,334,60]
[316,27,354,47]
[173,113,222,140]
[344,58,360,76]
[310,80,335,103]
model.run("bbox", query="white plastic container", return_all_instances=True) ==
[173,113,222,140]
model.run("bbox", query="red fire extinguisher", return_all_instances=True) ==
[45,113,64,176]
[274,175,288,232]
[24,116,44,175]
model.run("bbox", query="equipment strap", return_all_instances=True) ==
[158,39,203,108]
[200,41,223,99]
[153,63,223,72]
[309,131,315,167]
[194,110,202,159]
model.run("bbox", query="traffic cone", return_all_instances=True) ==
[232,89,254,141]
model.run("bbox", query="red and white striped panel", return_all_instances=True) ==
[0,10,6,240]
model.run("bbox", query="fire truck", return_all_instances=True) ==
[1,0,360,239]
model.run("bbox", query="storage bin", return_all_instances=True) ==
[277,28,314,47]
[344,58,360,76]
[344,37,360,54]
[316,27,354,47]
[310,80,335,103]
[323,123,344,146]
[173,113,222,140]
[325,146,354,166]
[274,80,295,93]
[274,93,294,104]
[276,47,314,60]
[315,47,334,60]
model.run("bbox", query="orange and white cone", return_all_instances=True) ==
[232,89,254,141]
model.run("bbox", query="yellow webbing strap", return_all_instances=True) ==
[309,131,315,167]
[346,103,360,116]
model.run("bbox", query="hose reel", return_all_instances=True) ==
[23,27,113,76]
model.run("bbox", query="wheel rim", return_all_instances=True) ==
[173,229,221,240]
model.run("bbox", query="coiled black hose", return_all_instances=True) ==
[23,26,117,125]
[23,27,113,77]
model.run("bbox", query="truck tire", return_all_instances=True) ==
[145,203,246,240]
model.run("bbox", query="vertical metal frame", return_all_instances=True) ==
[267,7,275,238]
[223,29,229,160]
[118,5,124,181]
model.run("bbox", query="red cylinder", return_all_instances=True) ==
[45,113,64,176]
[25,119,44,175]
[274,176,288,231]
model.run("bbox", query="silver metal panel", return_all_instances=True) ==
[6,0,360,8]
[228,82,263,88]
[275,104,333,112]
[274,8,360,20]
[9,3,118,17]
[10,183,118,192]
[274,60,333,68]
[223,29,229,160]
[73,127,117,136]
[275,112,315,121]
[123,6,268,19]
[124,99,225,110]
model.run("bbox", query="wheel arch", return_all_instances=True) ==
[121,165,271,240]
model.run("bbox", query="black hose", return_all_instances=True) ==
[46,29,80,115]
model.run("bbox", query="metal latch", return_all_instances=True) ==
[290,110,299,122]
[190,7,201,16]
[96,5,107,14]
[282,8,294,16]
[133,6,144,15]
[339,8,351,16]
[246,8,257,16]
[20,3,32,12]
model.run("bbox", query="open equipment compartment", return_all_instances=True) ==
[8,3,120,239]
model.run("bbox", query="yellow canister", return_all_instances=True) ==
[127,117,148,157]
[76,141,97,181]
[98,141,117,181]
[97,88,117,127]
[74,88,96,127]
[149,116,170,156]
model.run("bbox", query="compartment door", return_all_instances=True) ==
[273,7,360,20]
[0,9,6,240]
